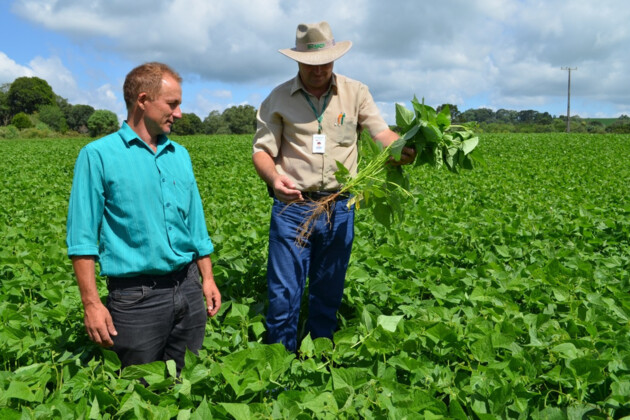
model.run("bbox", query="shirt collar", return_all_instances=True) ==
[119,121,174,153]
[290,73,338,97]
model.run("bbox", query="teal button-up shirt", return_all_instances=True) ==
[66,122,213,277]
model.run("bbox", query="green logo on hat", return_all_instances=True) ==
[307,43,326,50]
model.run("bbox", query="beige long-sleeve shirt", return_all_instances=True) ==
[252,73,389,192]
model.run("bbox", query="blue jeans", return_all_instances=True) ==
[106,263,207,372]
[266,197,355,352]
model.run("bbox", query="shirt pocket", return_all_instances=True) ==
[169,175,194,217]
[338,119,358,147]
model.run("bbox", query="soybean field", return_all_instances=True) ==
[1,133,629,419]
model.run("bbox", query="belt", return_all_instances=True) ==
[107,262,192,290]
[301,190,350,201]
[267,185,349,202]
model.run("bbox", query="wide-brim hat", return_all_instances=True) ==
[279,21,352,65]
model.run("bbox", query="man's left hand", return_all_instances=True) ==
[390,146,417,166]
[203,278,222,317]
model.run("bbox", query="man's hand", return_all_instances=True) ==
[373,129,417,166]
[253,152,303,203]
[72,256,117,347]
[203,278,222,317]
[197,256,222,317]
[272,175,303,203]
[83,301,117,347]
[389,146,417,166]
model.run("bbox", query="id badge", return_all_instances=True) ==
[312,134,326,154]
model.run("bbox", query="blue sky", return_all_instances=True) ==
[2,0,629,125]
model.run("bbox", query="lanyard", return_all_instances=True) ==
[301,90,331,134]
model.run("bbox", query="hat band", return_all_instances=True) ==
[295,39,336,52]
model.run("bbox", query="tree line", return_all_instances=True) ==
[0,76,257,139]
[440,104,630,134]
[1,76,629,139]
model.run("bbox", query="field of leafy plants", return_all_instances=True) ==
[1,132,629,419]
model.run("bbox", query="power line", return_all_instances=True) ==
[561,67,577,133]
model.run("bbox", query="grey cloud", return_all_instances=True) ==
[11,0,630,116]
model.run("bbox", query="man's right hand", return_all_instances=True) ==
[71,256,117,347]
[252,152,303,203]
[83,301,117,347]
[272,175,303,203]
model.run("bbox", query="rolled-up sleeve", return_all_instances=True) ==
[357,84,390,138]
[252,96,283,157]
[66,147,105,257]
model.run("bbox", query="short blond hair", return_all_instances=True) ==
[123,62,182,110]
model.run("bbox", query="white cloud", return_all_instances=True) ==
[0,52,33,83]
[210,90,233,100]
[28,56,78,96]
[7,0,630,118]
[0,48,124,114]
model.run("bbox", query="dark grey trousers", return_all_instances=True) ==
[106,263,207,372]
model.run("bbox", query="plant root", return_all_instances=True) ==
[292,193,339,247]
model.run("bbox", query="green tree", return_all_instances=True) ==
[223,104,257,134]
[87,110,119,137]
[172,112,203,135]
[495,109,518,124]
[461,108,495,123]
[0,83,10,126]
[203,110,230,134]
[8,76,55,115]
[517,110,539,124]
[11,112,33,129]
[55,95,72,120]
[586,120,606,134]
[67,104,95,133]
[534,111,553,125]
[606,115,630,134]
[38,105,68,132]
[437,104,461,123]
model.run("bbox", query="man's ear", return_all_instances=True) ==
[137,92,149,110]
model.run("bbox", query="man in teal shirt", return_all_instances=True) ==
[66,62,221,371]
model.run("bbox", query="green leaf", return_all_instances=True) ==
[436,105,451,131]
[299,333,315,358]
[191,398,214,420]
[221,403,252,420]
[312,337,334,357]
[334,160,351,185]
[101,349,121,372]
[449,398,469,420]
[122,361,168,385]
[569,357,608,383]
[372,200,393,227]
[420,124,442,145]
[386,165,409,190]
[395,102,415,131]
[377,315,403,332]
[412,97,437,124]
[470,336,495,363]
[88,396,100,420]
[462,136,479,155]
[4,381,39,402]
[551,343,580,359]
[389,136,408,161]
[331,367,368,390]
[166,359,177,379]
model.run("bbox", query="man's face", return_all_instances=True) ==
[298,62,334,93]
[144,74,182,136]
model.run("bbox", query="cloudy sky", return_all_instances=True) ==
[1,0,629,124]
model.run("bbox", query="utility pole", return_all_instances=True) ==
[561,67,577,133]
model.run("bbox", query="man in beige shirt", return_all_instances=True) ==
[252,21,415,352]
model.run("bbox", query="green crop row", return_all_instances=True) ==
[0,133,629,419]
